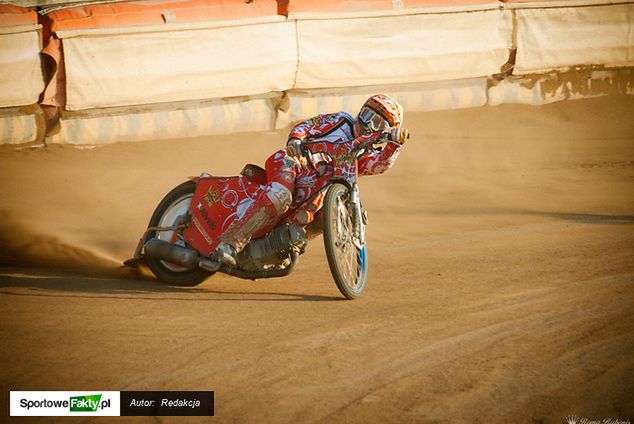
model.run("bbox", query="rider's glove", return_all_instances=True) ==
[389,128,410,145]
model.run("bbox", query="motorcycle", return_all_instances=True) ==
[124,134,405,299]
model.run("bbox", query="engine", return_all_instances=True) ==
[237,223,308,271]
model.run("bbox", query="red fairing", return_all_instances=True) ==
[183,176,264,256]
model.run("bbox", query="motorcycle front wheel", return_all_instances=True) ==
[146,180,213,286]
[322,183,368,299]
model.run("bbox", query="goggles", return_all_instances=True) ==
[358,107,390,132]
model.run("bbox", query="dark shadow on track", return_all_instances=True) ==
[417,209,634,224]
[0,267,343,302]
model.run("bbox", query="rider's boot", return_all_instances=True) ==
[214,242,237,267]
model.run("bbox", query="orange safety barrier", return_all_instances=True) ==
[500,0,617,4]
[47,0,279,32]
[0,4,38,27]
[287,0,497,14]
[501,0,565,2]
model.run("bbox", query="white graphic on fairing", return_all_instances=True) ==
[222,197,255,232]
[221,190,239,208]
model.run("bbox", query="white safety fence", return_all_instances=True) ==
[513,2,634,74]
[59,17,296,110]
[47,94,281,145]
[0,0,632,145]
[0,21,45,145]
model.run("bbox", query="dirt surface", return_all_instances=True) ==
[1,96,633,423]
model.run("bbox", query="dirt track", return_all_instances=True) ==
[1,96,633,423]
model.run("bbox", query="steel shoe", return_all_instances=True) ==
[214,242,237,267]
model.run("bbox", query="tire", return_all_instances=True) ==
[322,183,368,299]
[145,180,213,286]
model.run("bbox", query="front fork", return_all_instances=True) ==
[349,184,366,248]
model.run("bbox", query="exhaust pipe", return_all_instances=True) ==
[144,238,200,270]
[143,238,297,279]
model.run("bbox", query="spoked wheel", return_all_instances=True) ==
[323,183,368,299]
[145,180,213,286]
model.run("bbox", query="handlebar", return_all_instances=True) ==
[349,136,403,158]
[303,129,408,168]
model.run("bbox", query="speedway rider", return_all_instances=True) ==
[214,94,409,266]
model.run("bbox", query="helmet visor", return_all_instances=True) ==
[358,107,390,132]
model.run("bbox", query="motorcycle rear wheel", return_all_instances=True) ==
[146,180,213,286]
[323,183,367,299]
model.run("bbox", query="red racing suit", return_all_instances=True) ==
[219,112,401,250]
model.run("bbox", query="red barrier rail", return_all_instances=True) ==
[47,0,278,32]
[0,4,38,27]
